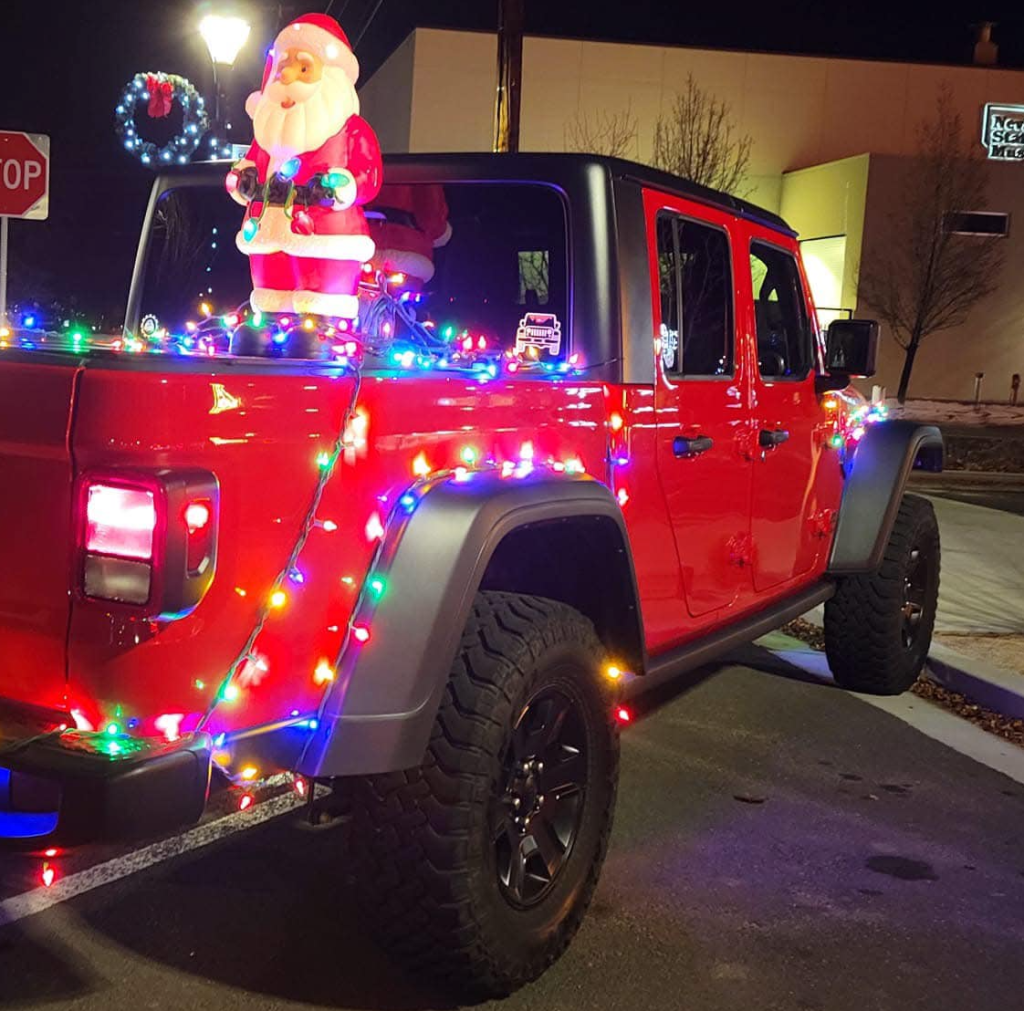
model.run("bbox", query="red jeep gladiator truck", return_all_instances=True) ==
[0,154,942,995]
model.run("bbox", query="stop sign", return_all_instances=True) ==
[0,132,49,220]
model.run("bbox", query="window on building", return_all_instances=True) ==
[656,213,733,377]
[943,211,1010,237]
[799,234,849,330]
[749,242,814,380]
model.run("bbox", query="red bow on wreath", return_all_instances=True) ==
[146,74,173,119]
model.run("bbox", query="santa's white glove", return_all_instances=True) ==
[323,167,358,210]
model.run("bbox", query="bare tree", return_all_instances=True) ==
[564,103,638,158]
[859,85,1006,403]
[651,74,752,195]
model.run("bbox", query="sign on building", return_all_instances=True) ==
[981,103,1024,161]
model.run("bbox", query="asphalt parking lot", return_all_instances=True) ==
[2,650,1023,1011]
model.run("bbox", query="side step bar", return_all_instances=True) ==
[627,580,834,698]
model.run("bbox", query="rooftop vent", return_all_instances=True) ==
[973,21,998,66]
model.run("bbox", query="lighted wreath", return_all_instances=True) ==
[115,72,210,168]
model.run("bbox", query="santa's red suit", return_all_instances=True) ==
[368,184,452,289]
[227,14,382,319]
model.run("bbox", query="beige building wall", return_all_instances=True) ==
[361,29,1024,400]
[860,155,1021,402]
[360,29,496,152]
[357,32,417,153]
[363,30,1024,202]
[780,154,871,311]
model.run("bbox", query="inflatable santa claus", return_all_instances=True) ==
[227,14,382,319]
[368,184,452,290]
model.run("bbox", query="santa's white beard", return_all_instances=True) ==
[252,67,359,170]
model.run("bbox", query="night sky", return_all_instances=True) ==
[0,0,1015,321]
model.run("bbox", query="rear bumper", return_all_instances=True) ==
[1,706,211,846]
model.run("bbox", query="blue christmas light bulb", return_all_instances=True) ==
[279,157,301,180]
[242,218,259,242]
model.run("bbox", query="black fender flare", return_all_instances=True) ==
[828,420,943,574]
[299,471,643,778]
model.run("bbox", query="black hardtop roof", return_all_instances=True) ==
[162,152,794,236]
[387,152,794,236]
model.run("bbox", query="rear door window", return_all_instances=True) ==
[656,212,733,377]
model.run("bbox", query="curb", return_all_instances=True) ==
[924,642,1024,721]
[909,471,1024,490]
[780,614,1024,720]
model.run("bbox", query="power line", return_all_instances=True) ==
[353,0,386,50]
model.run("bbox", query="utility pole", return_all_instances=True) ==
[493,0,524,153]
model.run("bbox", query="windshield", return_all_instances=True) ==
[123,178,574,374]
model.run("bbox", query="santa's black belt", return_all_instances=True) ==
[236,170,333,206]
[364,207,421,230]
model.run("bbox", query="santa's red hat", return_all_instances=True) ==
[273,14,359,83]
[246,14,359,120]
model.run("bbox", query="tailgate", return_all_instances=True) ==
[0,356,79,712]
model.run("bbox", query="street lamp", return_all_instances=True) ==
[198,13,251,159]
[199,14,251,66]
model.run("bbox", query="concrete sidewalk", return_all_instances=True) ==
[806,494,1024,634]
[801,494,1024,718]
[926,495,1024,635]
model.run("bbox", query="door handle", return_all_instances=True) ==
[759,429,790,449]
[673,435,714,458]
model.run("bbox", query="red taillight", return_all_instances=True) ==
[85,484,156,560]
[184,499,214,574]
[78,470,219,617]
[184,501,211,534]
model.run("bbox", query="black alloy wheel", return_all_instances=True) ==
[901,546,931,649]
[491,685,588,908]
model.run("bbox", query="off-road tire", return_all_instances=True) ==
[341,591,619,997]
[825,493,940,694]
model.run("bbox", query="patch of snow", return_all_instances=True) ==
[888,399,1024,427]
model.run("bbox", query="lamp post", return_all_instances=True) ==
[199,13,251,159]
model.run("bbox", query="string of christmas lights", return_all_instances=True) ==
[201,367,364,753]
[4,274,890,804]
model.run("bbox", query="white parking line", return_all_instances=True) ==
[0,790,301,928]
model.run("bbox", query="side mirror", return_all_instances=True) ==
[817,319,878,392]
[824,319,878,378]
